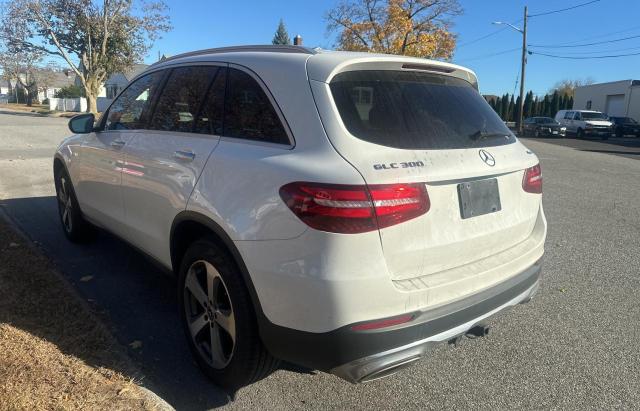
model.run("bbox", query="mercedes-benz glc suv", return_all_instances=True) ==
[54,45,546,389]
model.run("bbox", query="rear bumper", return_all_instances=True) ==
[259,259,542,382]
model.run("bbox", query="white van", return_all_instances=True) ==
[555,110,613,139]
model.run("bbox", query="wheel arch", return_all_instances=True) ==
[170,211,266,322]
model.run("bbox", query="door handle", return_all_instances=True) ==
[111,139,126,149]
[174,150,196,161]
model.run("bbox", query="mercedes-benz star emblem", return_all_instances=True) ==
[478,149,496,166]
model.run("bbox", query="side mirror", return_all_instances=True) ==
[68,113,95,134]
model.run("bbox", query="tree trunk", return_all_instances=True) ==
[84,76,102,114]
[86,92,98,114]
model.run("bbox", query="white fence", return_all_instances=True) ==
[48,97,87,112]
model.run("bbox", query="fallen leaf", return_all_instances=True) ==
[79,275,94,282]
[129,340,143,349]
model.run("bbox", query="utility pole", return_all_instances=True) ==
[518,6,528,135]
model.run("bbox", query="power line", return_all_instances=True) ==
[529,50,640,59]
[533,45,640,55]
[528,0,601,18]
[529,34,640,48]
[548,24,640,45]
[457,18,523,49]
[456,47,520,63]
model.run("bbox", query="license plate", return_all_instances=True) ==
[457,178,501,219]
[552,130,558,135]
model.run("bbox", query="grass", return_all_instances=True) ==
[0,103,82,117]
[0,218,162,410]
[0,103,53,115]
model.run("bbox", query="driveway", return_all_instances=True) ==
[1,110,639,410]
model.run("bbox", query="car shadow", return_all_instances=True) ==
[0,196,237,410]
[580,149,640,156]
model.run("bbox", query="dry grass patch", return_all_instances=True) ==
[0,218,162,410]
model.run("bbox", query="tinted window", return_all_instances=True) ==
[106,71,164,130]
[581,112,606,120]
[330,70,514,150]
[564,112,573,119]
[195,67,226,135]
[149,66,218,133]
[224,68,289,144]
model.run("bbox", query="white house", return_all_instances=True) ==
[574,80,640,120]
[103,63,148,98]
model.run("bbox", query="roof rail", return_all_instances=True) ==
[151,45,318,66]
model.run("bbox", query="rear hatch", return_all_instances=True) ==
[309,64,541,282]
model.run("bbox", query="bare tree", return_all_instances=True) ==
[1,0,171,113]
[326,0,462,59]
[33,62,62,101]
[550,78,595,98]
[0,47,43,106]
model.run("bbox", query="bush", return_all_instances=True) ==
[42,98,50,105]
[54,85,85,98]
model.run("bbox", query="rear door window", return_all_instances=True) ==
[149,66,219,133]
[329,70,515,150]
[223,68,289,144]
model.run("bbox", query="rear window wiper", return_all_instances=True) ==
[468,130,510,142]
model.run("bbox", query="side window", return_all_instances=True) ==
[149,66,218,133]
[195,67,226,135]
[574,112,582,120]
[105,71,163,130]
[564,112,573,120]
[224,68,289,144]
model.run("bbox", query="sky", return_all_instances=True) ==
[144,0,640,97]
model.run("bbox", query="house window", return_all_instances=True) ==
[106,85,119,99]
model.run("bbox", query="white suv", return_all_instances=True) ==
[54,46,546,389]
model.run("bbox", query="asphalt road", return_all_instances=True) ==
[1,110,639,410]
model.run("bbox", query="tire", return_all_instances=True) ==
[54,167,94,243]
[616,129,623,138]
[178,237,279,391]
[576,128,584,139]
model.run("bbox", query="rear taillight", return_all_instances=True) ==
[522,164,542,194]
[279,182,429,234]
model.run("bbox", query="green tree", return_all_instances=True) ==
[550,90,560,118]
[508,94,515,122]
[500,94,509,120]
[1,0,171,113]
[523,91,533,118]
[542,95,551,117]
[272,18,291,45]
[54,84,85,98]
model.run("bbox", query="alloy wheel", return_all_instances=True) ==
[184,260,236,369]
[57,176,73,233]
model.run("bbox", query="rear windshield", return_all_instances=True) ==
[581,112,607,120]
[329,70,515,150]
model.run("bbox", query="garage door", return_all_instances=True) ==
[605,94,625,117]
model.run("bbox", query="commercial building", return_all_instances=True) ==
[574,80,640,120]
